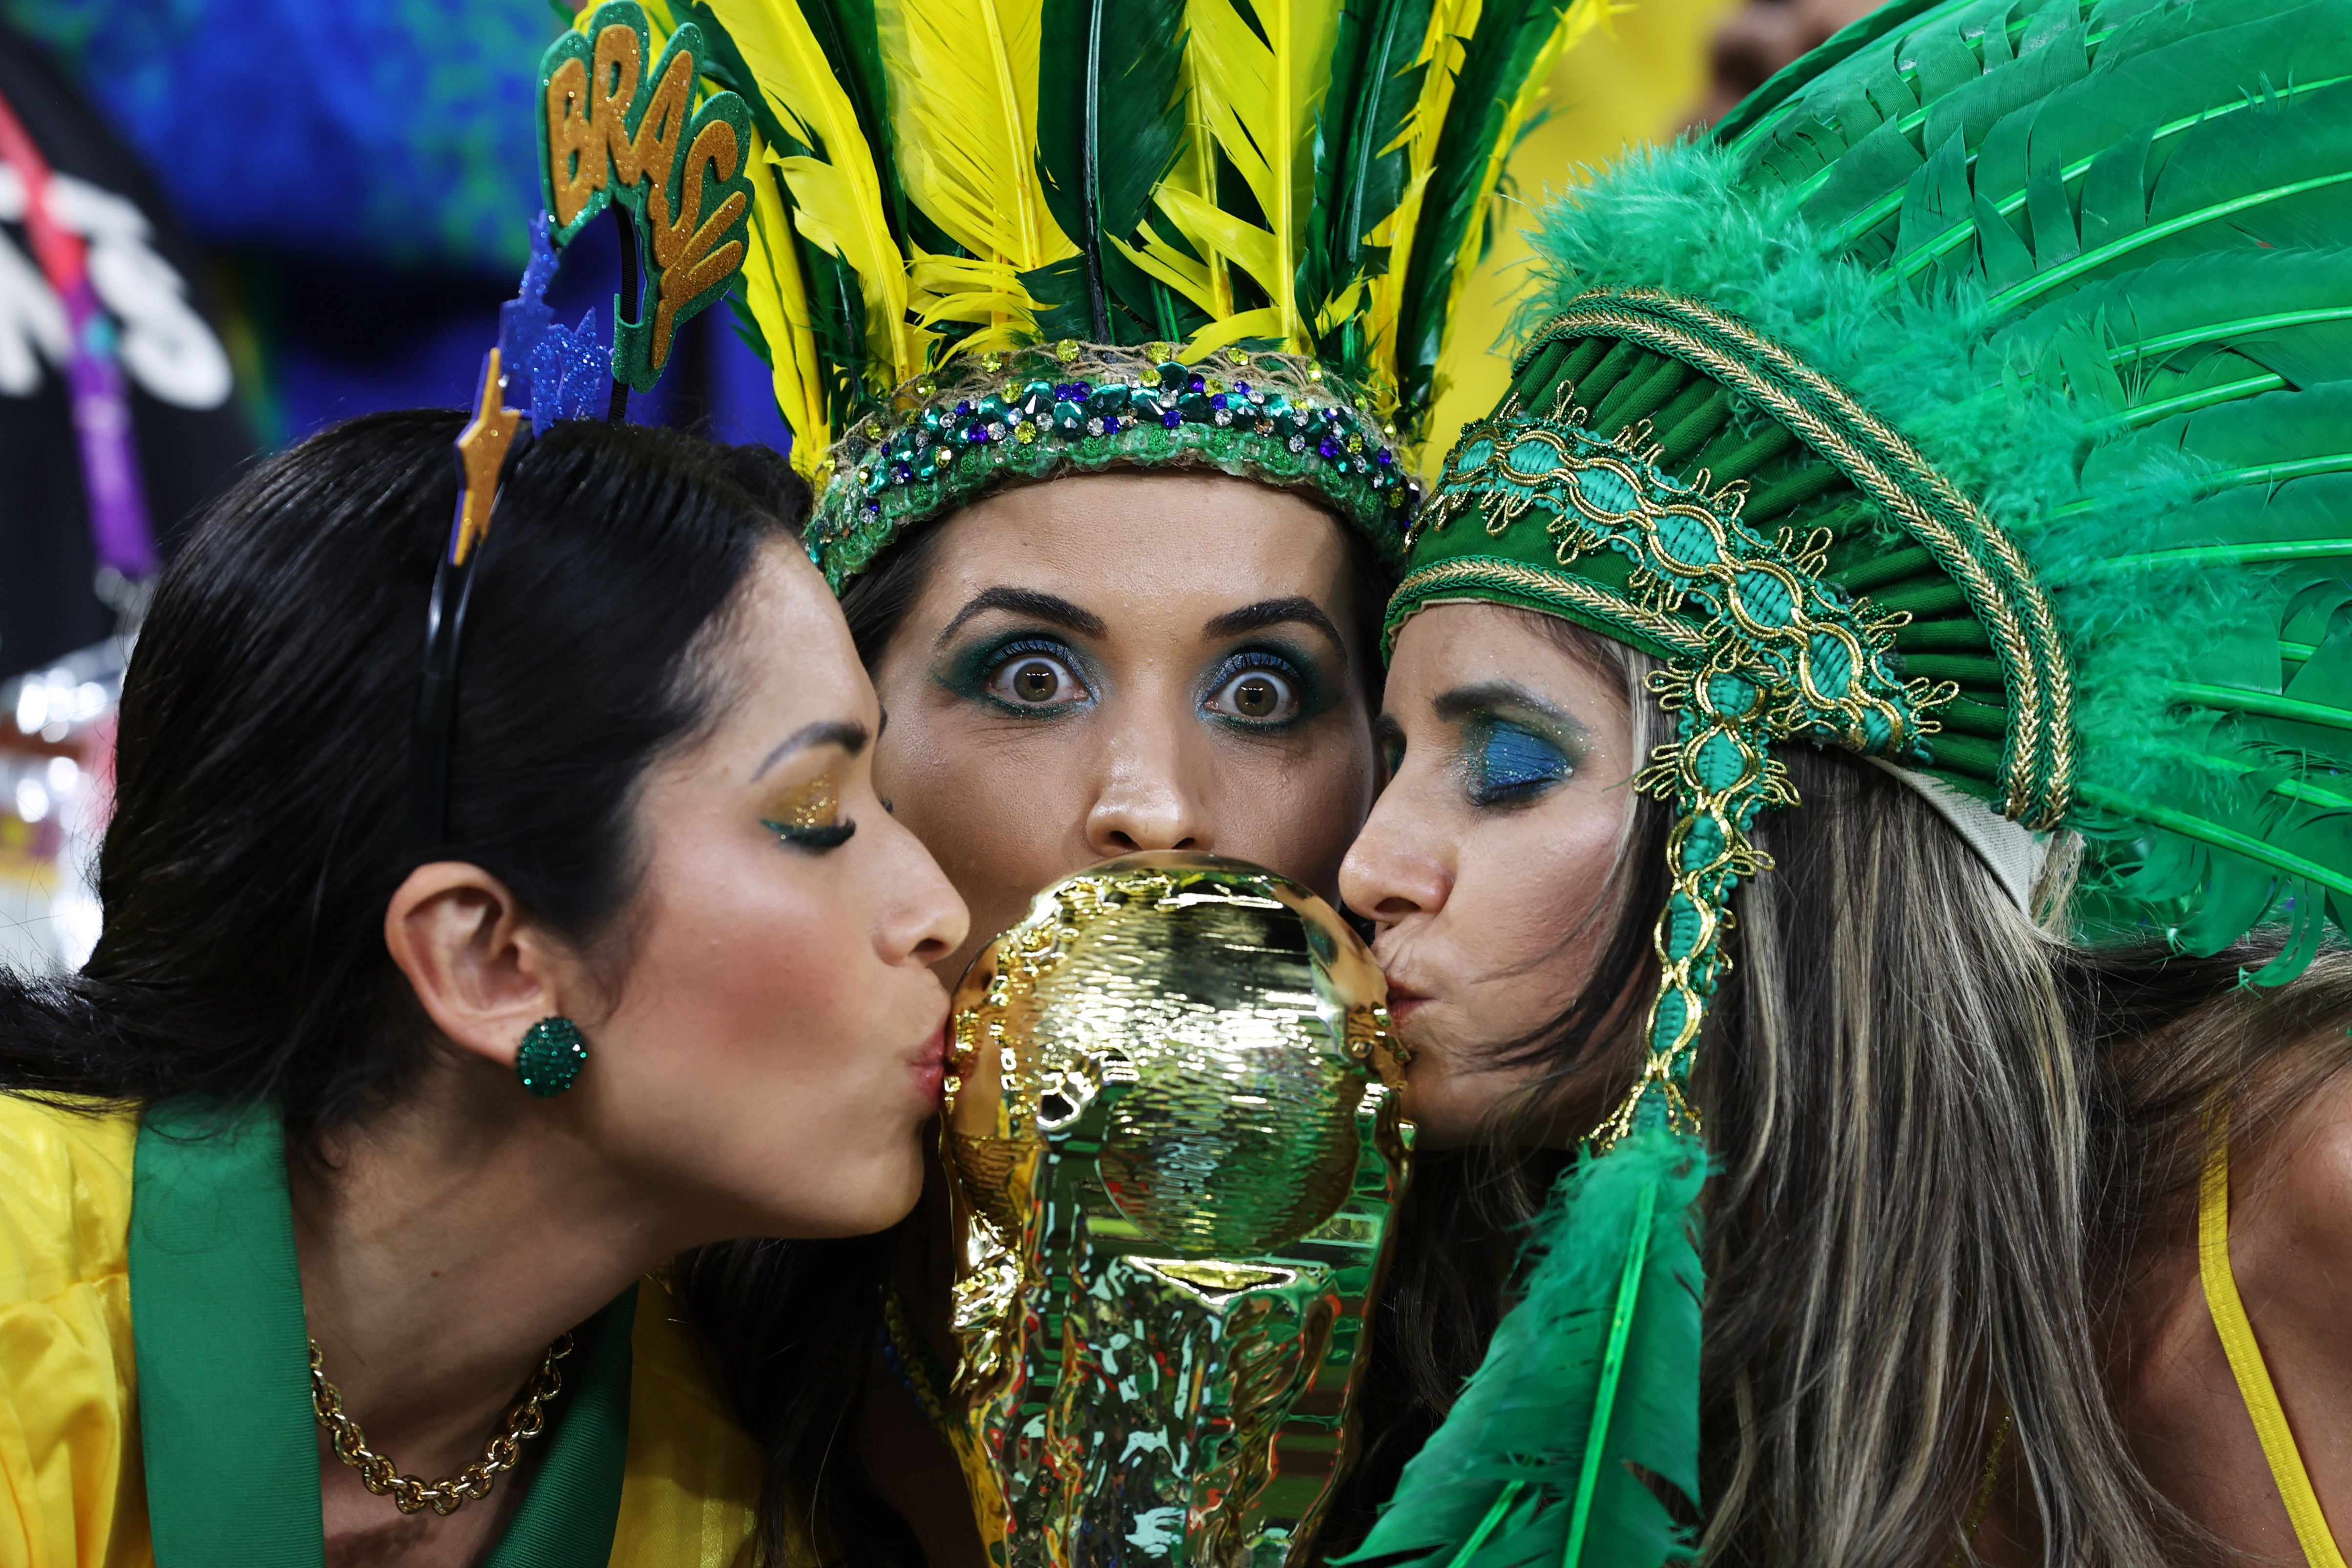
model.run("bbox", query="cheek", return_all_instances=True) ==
[1455,795,1629,1026]
[623,845,858,1057]
[871,718,1081,944]
[1215,725,1377,893]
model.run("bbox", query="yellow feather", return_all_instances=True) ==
[1159,49,1236,319]
[1312,275,1368,335]
[1187,306,1290,359]
[1438,0,1608,338]
[1166,0,1341,349]
[873,0,1073,273]
[738,127,831,470]
[1109,222,1222,318]
[1156,187,1284,305]
[702,0,920,386]
[908,250,1054,353]
[1364,0,1476,389]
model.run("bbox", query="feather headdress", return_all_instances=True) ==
[1354,0,2352,1562]
[645,0,1604,586]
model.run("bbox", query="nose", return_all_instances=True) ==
[1084,700,1209,859]
[877,816,970,967]
[1338,790,1450,931]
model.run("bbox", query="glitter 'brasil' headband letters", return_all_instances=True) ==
[539,1,754,393]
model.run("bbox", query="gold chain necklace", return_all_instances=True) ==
[307,1333,573,1516]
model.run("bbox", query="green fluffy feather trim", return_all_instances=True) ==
[1341,1125,1706,1568]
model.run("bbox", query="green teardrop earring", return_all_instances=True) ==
[515,1017,588,1098]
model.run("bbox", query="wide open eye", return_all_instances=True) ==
[1204,657,1304,724]
[986,646,1089,708]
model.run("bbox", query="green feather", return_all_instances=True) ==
[1031,0,1187,341]
[1338,1125,1704,1568]
[1754,0,2352,292]
[1711,0,1966,158]
[1394,0,1574,417]
[1999,248,2352,412]
[1303,0,1436,378]
[799,236,869,425]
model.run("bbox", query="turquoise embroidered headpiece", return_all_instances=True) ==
[1353,0,2352,1561]
[1399,314,1980,1144]
[650,0,1609,590]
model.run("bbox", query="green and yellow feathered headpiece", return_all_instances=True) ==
[1344,0,2352,1561]
[574,0,1603,588]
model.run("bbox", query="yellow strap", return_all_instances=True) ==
[2200,1133,2349,1568]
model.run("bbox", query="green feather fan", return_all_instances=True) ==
[1340,1126,1706,1568]
[1506,0,2352,984]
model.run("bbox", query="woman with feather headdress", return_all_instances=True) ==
[1312,0,2352,1563]
[589,0,1607,1560]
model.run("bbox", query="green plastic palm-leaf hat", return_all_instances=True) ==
[1347,0,2352,1562]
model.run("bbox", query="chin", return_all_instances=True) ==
[731,1147,926,1240]
[1398,1064,1508,1151]
[825,1160,928,1238]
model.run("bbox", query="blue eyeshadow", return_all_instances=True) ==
[1475,720,1570,798]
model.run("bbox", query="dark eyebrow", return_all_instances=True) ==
[935,587,1106,647]
[1431,681,1585,732]
[751,720,867,781]
[1201,595,1346,649]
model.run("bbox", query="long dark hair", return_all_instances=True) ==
[0,410,807,1151]
[1314,621,2325,1568]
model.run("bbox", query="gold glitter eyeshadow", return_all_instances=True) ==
[767,776,839,832]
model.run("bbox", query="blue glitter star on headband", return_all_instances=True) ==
[496,213,608,433]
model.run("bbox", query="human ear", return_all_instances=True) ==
[382,862,570,1073]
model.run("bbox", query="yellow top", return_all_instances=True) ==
[0,1096,763,1568]
[2200,1134,2348,1568]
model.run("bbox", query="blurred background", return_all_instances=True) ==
[0,0,1870,971]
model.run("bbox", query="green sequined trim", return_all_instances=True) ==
[804,344,1418,593]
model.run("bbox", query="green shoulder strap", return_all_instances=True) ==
[131,1099,636,1568]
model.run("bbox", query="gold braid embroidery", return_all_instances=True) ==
[1389,557,1712,660]
[1512,291,2075,828]
[1399,412,1952,1142]
[1618,290,2078,821]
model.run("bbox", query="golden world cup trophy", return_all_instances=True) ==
[941,852,1414,1568]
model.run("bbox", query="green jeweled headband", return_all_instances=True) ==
[806,343,1420,593]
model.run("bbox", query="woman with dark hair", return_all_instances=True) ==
[1312,0,2352,1564]
[644,0,1607,1559]
[0,407,967,1567]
